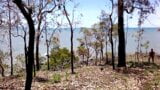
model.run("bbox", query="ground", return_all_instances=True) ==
[0,62,160,90]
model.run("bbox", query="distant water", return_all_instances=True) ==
[0,27,160,57]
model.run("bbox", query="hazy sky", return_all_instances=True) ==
[69,0,160,28]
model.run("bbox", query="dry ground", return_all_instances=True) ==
[0,63,160,90]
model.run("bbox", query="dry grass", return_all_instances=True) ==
[0,63,160,90]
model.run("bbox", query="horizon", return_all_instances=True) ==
[1,27,160,57]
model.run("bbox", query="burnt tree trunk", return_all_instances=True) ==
[35,34,40,71]
[63,5,75,74]
[95,49,98,65]
[105,32,108,64]
[0,63,4,77]
[110,0,115,70]
[110,16,115,70]
[35,16,43,71]
[100,41,104,64]
[117,0,126,67]
[23,34,28,73]
[13,0,35,90]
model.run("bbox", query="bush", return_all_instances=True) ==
[51,73,61,83]
[49,47,79,70]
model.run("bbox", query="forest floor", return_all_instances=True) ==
[0,62,160,90]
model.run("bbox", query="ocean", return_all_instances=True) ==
[0,27,160,57]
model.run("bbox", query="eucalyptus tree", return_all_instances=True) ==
[11,22,28,73]
[60,0,81,73]
[92,23,105,65]
[80,28,93,65]
[77,45,87,63]
[117,0,155,67]
[132,29,144,62]
[0,0,21,75]
[100,0,117,69]
[99,11,110,64]
[34,0,58,71]
[43,13,61,70]
[13,0,35,89]
[90,41,101,65]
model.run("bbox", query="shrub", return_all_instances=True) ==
[51,73,61,83]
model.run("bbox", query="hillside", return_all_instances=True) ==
[1,63,160,90]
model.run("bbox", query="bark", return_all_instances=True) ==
[0,63,4,77]
[110,18,115,70]
[105,32,108,64]
[35,34,40,71]
[24,34,28,73]
[63,5,74,74]
[13,0,35,90]
[35,17,42,71]
[110,0,115,70]
[46,43,50,70]
[95,49,98,65]
[100,41,103,64]
[85,36,90,66]
[8,1,13,76]
[117,0,126,67]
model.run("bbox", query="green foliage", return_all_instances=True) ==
[77,46,87,56]
[65,72,70,81]
[49,47,78,70]
[51,73,61,83]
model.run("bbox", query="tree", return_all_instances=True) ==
[13,0,35,90]
[77,45,87,63]
[7,0,14,75]
[91,41,101,65]
[117,0,126,67]
[99,11,110,64]
[11,22,28,73]
[62,0,80,74]
[92,23,105,65]
[80,28,93,65]
[43,14,61,70]
[0,50,6,77]
[50,47,77,70]
[117,0,155,67]
[34,0,57,71]
[63,5,74,74]
[132,29,144,62]
[100,0,116,69]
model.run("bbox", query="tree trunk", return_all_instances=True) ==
[105,32,108,64]
[0,63,4,77]
[13,1,35,90]
[35,17,43,71]
[44,20,50,70]
[47,45,50,70]
[70,22,74,74]
[23,34,28,73]
[110,15,115,70]
[86,48,89,65]
[100,41,104,64]
[8,2,13,76]
[35,33,40,71]
[117,0,126,67]
[95,49,98,65]
[63,5,74,74]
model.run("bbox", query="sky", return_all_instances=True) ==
[1,0,160,57]
[69,0,160,28]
